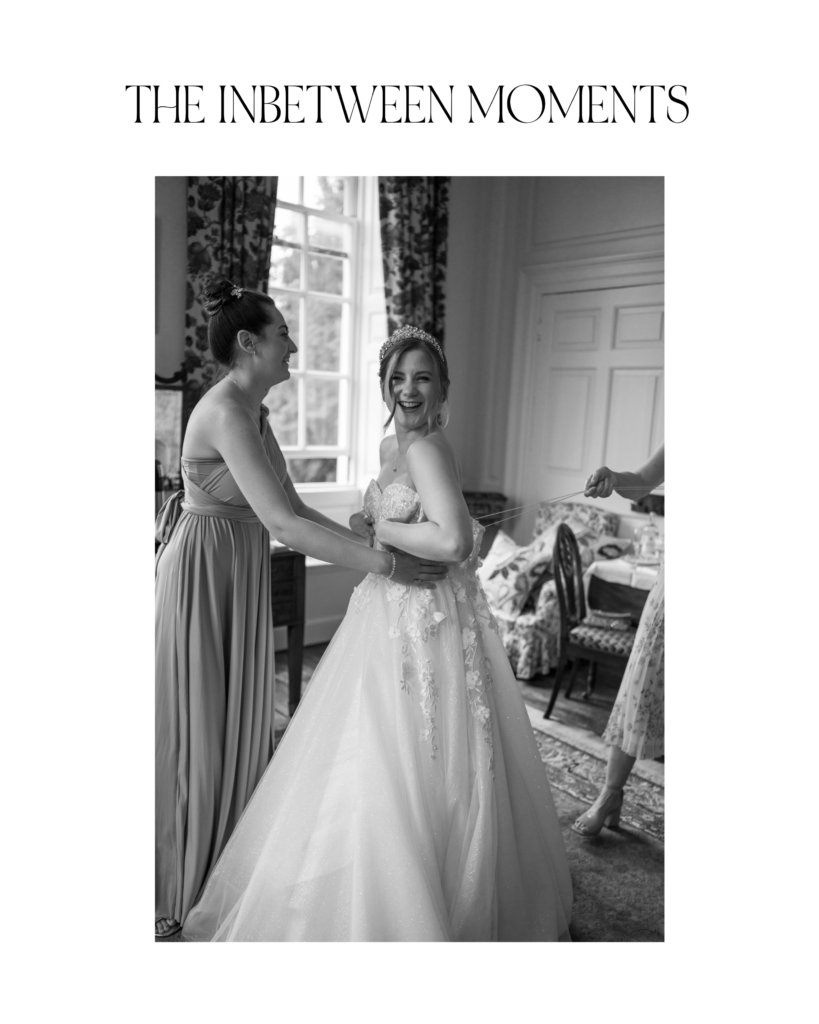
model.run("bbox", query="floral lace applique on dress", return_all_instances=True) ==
[390,582,447,758]
[352,480,496,767]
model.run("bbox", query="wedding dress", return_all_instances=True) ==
[182,480,572,941]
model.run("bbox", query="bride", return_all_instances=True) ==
[182,325,573,942]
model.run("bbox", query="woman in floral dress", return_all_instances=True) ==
[572,445,665,837]
[182,326,573,941]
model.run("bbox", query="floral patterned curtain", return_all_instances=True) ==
[378,177,450,345]
[183,176,278,422]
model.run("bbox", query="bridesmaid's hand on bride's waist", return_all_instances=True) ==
[388,550,449,589]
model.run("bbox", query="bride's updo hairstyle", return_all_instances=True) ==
[202,276,277,366]
[379,325,451,431]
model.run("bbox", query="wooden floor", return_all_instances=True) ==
[517,662,625,737]
[276,644,630,743]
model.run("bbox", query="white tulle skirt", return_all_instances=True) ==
[182,563,572,941]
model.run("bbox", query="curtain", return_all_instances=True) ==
[378,177,449,345]
[183,176,278,423]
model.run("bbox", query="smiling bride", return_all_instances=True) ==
[181,323,573,942]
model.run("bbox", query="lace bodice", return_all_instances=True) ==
[363,479,426,527]
[363,480,484,570]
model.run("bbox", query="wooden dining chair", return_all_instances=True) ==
[543,524,638,719]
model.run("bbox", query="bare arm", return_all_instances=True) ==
[584,443,665,500]
[213,405,442,583]
[374,437,474,562]
[283,476,370,545]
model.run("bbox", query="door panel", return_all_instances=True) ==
[516,283,664,539]
[545,369,595,471]
[605,369,664,470]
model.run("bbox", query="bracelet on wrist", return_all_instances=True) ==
[386,553,396,580]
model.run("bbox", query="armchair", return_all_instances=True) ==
[483,501,620,681]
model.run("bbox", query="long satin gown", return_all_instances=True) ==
[182,480,573,941]
[155,406,286,927]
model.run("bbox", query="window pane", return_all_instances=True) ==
[308,253,345,296]
[271,292,300,370]
[307,217,349,296]
[303,176,344,214]
[287,458,337,484]
[305,297,341,371]
[265,375,298,447]
[308,216,348,256]
[276,176,301,205]
[269,208,303,290]
[306,378,339,446]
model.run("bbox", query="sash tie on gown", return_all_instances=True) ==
[155,473,262,564]
[155,490,185,546]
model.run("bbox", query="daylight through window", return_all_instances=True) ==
[265,176,359,484]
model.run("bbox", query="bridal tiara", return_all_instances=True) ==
[379,325,446,366]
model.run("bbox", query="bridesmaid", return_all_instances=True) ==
[155,278,447,938]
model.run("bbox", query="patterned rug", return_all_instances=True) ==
[532,729,665,841]
[527,706,664,941]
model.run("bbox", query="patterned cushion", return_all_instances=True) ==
[479,531,554,618]
[476,529,519,581]
[535,501,619,540]
[569,624,636,657]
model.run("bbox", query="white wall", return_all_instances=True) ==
[533,177,664,249]
[445,176,664,503]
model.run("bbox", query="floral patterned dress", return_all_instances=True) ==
[602,564,664,760]
[182,480,572,942]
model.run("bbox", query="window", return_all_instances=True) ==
[265,176,360,485]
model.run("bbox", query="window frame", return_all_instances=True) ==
[267,177,362,492]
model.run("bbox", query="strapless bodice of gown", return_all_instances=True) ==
[362,479,485,573]
[181,407,287,515]
[156,407,287,551]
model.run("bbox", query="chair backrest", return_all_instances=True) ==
[552,523,587,637]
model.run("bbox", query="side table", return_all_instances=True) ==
[270,546,306,716]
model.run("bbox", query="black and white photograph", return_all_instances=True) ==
[155,175,664,943]
[6,0,816,1018]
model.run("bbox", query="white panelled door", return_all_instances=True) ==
[516,283,664,538]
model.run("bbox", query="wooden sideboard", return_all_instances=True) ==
[270,546,306,716]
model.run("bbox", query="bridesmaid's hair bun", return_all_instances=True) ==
[202,276,242,318]
[200,275,277,366]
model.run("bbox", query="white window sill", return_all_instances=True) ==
[293,483,361,497]
[272,483,364,567]
[305,556,359,571]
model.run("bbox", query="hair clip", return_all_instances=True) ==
[230,286,244,299]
